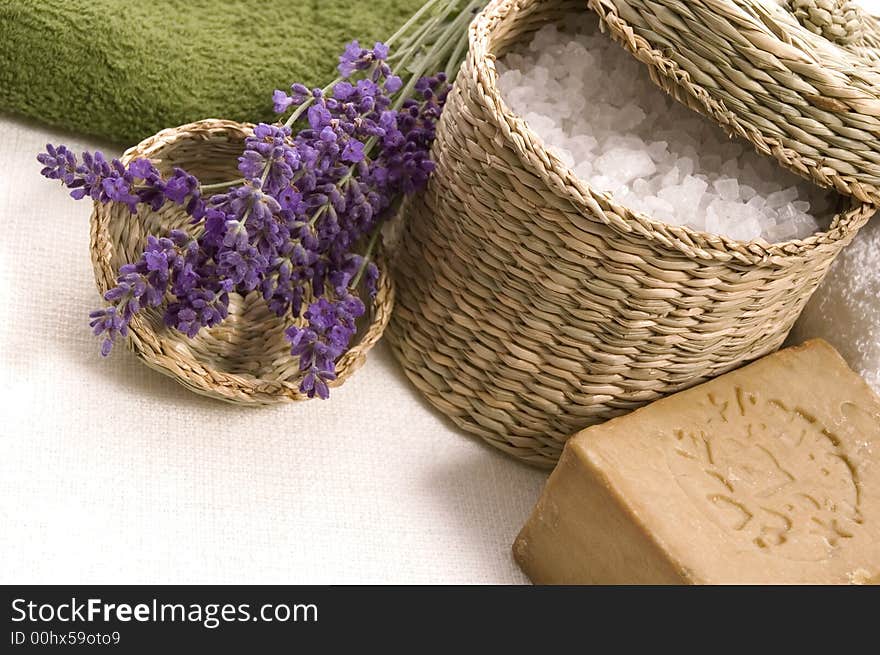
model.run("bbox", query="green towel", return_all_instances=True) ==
[0,0,424,145]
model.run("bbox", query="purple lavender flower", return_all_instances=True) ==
[341,139,365,163]
[165,279,232,338]
[163,169,205,218]
[364,262,380,299]
[37,144,78,185]
[286,294,365,398]
[272,89,294,113]
[372,42,389,60]
[211,180,280,224]
[102,175,140,213]
[36,147,204,217]
[162,169,196,204]
[217,244,267,292]
[384,75,403,94]
[89,307,126,357]
[338,41,367,77]
[128,159,157,179]
[90,238,176,354]
[238,124,300,194]
[39,31,456,398]
[274,83,312,114]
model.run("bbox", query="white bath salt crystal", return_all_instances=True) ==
[549,146,575,168]
[659,166,680,188]
[632,178,651,195]
[766,187,799,209]
[595,148,656,184]
[657,184,682,206]
[680,142,698,158]
[603,135,645,150]
[766,221,798,243]
[794,213,819,236]
[643,197,677,222]
[675,157,694,178]
[498,17,835,241]
[591,174,623,195]
[746,195,764,211]
[532,65,550,86]
[498,69,523,89]
[572,161,593,180]
[706,199,738,231]
[647,141,668,161]
[713,178,739,201]
[524,112,555,134]
[506,86,533,109]
[617,104,647,130]
[681,175,709,201]
[791,217,880,393]
[506,52,526,68]
[569,135,598,156]
[776,203,803,224]
[726,218,763,242]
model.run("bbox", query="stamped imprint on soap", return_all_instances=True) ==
[666,387,864,561]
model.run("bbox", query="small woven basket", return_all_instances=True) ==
[388,0,877,466]
[90,119,393,404]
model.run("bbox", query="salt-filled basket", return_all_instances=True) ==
[388,0,880,467]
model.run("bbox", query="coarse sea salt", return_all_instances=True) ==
[790,217,880,393]
[496,18,837,242]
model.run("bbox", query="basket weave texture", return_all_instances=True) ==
[387,0,875,467]
[90,119,393,405]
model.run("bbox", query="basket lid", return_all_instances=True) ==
[589,0,880,204]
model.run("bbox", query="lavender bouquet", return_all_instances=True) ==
[38,0,483,399]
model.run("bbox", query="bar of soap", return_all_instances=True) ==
[514,340,880,584]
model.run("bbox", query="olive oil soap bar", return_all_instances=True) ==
[514,340,880,584]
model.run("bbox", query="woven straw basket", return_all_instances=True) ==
[90,119,393,404]
[388,0,879,466]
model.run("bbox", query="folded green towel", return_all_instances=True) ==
[0,0,424,145]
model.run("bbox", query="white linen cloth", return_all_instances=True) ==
[0,116,546,584]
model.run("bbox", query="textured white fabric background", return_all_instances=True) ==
[0,116,546,584]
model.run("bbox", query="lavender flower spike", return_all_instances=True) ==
[286,294,365,398]
[36,146,204,218]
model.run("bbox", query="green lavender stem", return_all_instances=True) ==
[389,0,455,65]
[386,0,445,46]
[392,0,481,111]
[199,177,246,192]
[445,24,470,76]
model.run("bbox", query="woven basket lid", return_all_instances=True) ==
[589,0,880,204]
